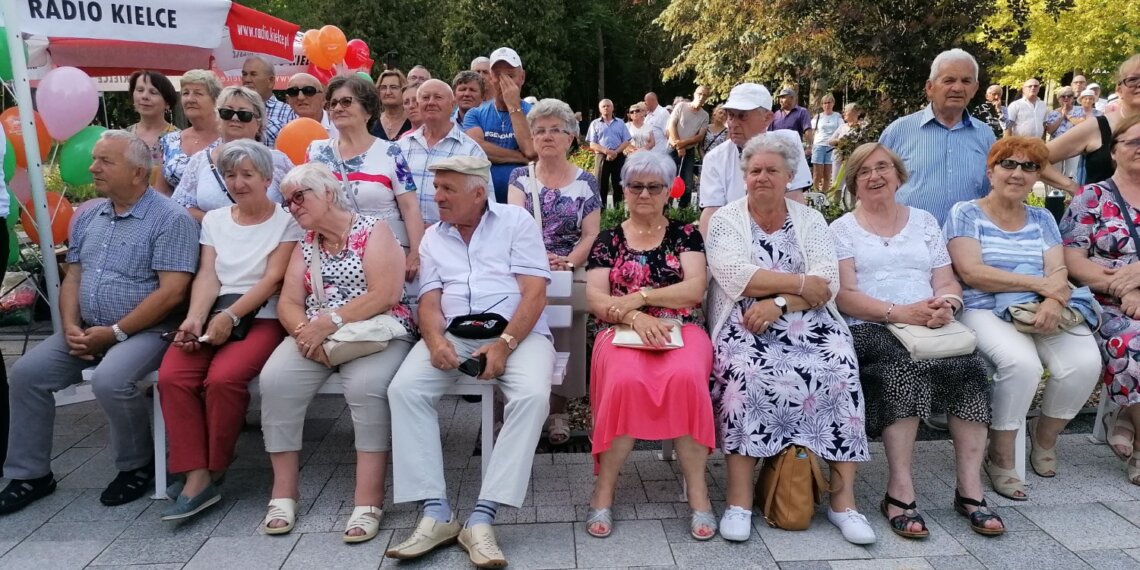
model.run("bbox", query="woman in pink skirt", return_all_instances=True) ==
[584,151,716,541]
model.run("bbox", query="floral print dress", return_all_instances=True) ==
[1060,182,1138,405]
[509,167,601,257]
[711,217,868,462]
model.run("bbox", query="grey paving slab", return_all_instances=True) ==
[493,522,577,569]
[858,507,968,559]
[0,539,109,570]
[91,536,208,566]
[0,539,18,557]
[668,529,778,569]
[754,512,873,562]
[377,540,470,568]
[777,563,831,570]
[50,444,102,475]
[829,559,933,570]
[1127,549,1140,563]
[574,519,674,568]
[954,529,1090,570]
[924,555,987,570]
[1104,500,1140,527]
[49,489,155,522]
[87,565,184,570]
[25,520,129,543]
[1075,549,1140,569]
[0,487,82,540]
[1016,502,1140,550]
[281,531,392,569]
[183,534,300,570]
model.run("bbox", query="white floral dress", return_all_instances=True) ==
[710,217,868,462]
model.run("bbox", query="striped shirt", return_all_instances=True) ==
[879,105,996,225]
[943,200,1060,310]
[67,188,200,326]
[397,123,487,225]
[262,96,298,148]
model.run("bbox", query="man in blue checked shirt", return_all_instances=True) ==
[0,131,199,515]
[586,99,632,208]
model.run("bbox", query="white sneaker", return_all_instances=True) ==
[719,505,752,541]
[828,508,876,545]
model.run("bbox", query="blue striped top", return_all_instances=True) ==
[943,200,1061,310]
[879,105,997,225]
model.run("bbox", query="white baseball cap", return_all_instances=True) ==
[1079,88,1097,99]
[1088,82,1101,90]
[489,47,522,68]
[724,83,773,112]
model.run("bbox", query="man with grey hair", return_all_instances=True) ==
[0,130,199,515]
[407,65,432,85]
[586,98,632,207]
[386,156,552,568]
[1005,77,1046,138]
[470,56,495,101]
[242,56,295,147]
[398,79,488,225]
[285,73,337,138]
[880,48,995,225]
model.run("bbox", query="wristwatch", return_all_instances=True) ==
[111,323,129,343]
[329,311,344,329]
[772,296,789,315]
[498,332,518,351]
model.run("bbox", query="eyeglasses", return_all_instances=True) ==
[628,109,642,114]
[532,127,570,137]
[218,108,257,123]
[377,84,402,91]
[626,183,668,195]
[1124,76,1140,89]
[285,86,320,98]
[1025,84,1040,89]
[1114,138,1140,149]
[1058,95,1073,99]
[328,97,356,109]
[281,188,316,210]
[997,159,1041,172]
[855,163,895,180]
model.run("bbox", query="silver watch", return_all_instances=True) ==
[772,296,789,315]
[329,311,345,328]
[111,323,128,343]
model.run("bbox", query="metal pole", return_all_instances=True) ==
[2,5,62,332]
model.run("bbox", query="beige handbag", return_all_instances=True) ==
[886,321,976,360]
[1007,302,1087,335]
[611,318,684,350]
[753,445,827,530]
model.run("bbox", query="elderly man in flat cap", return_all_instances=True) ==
[385,156,554,568]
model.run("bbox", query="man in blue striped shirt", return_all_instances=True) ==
[586,99,632,208]
[880,49,996,225]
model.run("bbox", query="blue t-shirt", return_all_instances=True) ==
[943,200,1061,310]
[461,99,535,203]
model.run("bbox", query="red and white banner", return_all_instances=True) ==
[17,0,230,49]
[222,3,297,63]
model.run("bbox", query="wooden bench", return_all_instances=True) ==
[67,271,579,499]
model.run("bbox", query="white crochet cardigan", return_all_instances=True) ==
[706,196,850,342]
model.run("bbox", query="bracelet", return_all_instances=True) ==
[797,275,805,296]
[1048,266,1068,276]
[885,303,895,323]
[627,312,641,327]
[221,308,241,326]
[639,289,650,305]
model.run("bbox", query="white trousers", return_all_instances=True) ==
[388,332,554,506]
[960,309,1102,430]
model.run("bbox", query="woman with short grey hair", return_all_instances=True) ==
[506,97,601,445]
[172,87,294,222]
[156,139,303,523]
[706,133,874,545]
[156,69,223,195]
[258,162,416,544]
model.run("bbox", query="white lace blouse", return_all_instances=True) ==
[829,207,951,325]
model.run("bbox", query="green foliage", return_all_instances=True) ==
[599,206,700,231]
[569,146,595,173]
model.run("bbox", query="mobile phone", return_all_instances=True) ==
[458,355,486,377]
[159,330,181,343]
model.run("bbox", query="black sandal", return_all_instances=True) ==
[100,462,155,506]
[0,474,57,514]
[953,489,1006,536]
[879,493,929,539]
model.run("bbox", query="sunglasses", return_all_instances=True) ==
[281,188,316,210]
[218,108,257,123]
[626,183,668,195]
[328,97,356,109]
[285,86,320,98]
[997,159,1041,172]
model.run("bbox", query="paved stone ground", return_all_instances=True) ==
[2,334,1140,569]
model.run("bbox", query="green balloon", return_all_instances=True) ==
[6,226,17,265]
[3,139,13,183]
[5,190,17,230]
[356,71,372,82]
[0,27,29,82]
[59,125,107,186]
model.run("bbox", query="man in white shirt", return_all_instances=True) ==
[1005,78,1047,138]
[698,82,812,235]
[643,92,671,155]
[284,73,338,138]
[385,156,553,569]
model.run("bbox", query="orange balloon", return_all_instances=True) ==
[301,29,329,68]
[317,26,348,67]
[1,108,51,168]
[275,118,329,166]
[20,191,75,246]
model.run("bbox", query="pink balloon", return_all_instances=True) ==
[35,66,99,141]
[69,197,107,236]
[8,168,30,203]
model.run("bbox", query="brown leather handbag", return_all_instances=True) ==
[753,445,827,530]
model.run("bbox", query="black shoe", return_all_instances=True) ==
[100,462,154,506]
[462,395,481,403]
[0,473,57,514]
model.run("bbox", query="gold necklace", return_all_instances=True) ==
[321,214,356,253]
[627,220,664,236]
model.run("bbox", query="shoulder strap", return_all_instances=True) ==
[308,239,326,310]
[329,139,364,213]
[1104,178,1140,251]
[1097,115,1112,144]
[205,151,235,204]
[527,162,542,228]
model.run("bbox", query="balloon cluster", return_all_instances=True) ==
[300,26,374,83]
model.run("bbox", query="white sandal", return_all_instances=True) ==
[262,498,297,535]
[343,505,383,543]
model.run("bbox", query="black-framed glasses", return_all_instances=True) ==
[285,86,320,98]
[328,97,356,109]
[626,183,668,195]
[997,159,1041,172]
[855,163,895,180]
[218,108,257,123]
[281,188,316,210]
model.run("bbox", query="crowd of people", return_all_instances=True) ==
[0,42,1137,568]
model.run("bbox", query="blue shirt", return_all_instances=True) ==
[768,106,812,136]
[880,105,996,225]
[461,99,535,203]
[943,200,1060,310]
[586,117,631,152]
[262,96,297,149]
[67,188,199,326]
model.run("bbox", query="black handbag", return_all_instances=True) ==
[446,312,508,339]
[209,293,264,341]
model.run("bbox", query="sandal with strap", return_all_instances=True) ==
[0,474,57,515]
[953,490,1005,536]
[585,507,613,538]
[690,510,717,541]
[1129,451,1140,486]
[879,493,929,539]
[262,498,298,535]
[983,457,1028,501]
[344,505,383,543]
[547,413,571,446]
[1106,407,1135,460]
[1028,417,1058,478]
